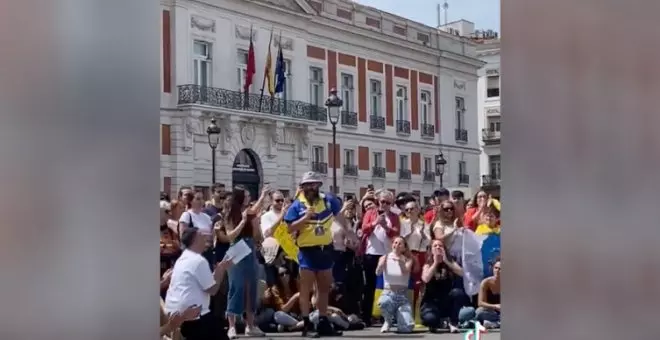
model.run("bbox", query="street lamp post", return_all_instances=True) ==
[206,117,221,185]
[325,88,343,194]
[435,153,447,188]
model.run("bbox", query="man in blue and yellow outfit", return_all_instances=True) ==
[284,171,345,337]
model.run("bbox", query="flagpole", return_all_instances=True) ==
[244,25,253,109]
[259,27,274,112]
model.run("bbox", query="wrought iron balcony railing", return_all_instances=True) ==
[482,174,501,186]
[370,115,386,131]
[458,173,470,185]
[455,128,468,142]
[396,120,411,135]
[482,129,501,145]
[421,123,435,138]
[372,166,386,178]
[312,162,328,174]
[177,84,327,123]
[398,169,412,180]
[423,171,435,182]
[343,164,358,176]
[340,111,358,127]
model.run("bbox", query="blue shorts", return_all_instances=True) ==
[298,244,334,272]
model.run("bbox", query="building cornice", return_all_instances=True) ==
[186,0,482,76]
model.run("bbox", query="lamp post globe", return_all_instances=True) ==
[435,153,447,188]
[207,118,221,149]
[325,88,342,125]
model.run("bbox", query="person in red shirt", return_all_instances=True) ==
[424,189,450,225]
[359,190,401,326]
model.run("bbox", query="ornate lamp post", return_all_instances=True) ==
[206,118,221,185]
[435,153,447,188]
[325,88,343,194]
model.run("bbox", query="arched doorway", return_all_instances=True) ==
[231,149,262,201]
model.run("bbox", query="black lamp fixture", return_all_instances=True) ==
[435,152,447,188]
[206,117,221,185]
[325,88,343,194]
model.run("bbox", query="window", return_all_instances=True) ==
[420,90,431,125]
[423,157,432,172]
[312,146,324,163]
[459,160,467,175]
[489,155,501,180]
[341,73,354,111]
[455,96,465,130]
[396,86,407,120]
[373,152,383,168]
[275,59,293,100]
[370,79,382,116]
[487,75,500,98]
[344,149,355,166]
[488,117,501,132]
[309,67,324,106]
[193,41,212,87]
[236,49,248,91]
[399,155,409,169]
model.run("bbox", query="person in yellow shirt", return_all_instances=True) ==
[283,171,346,337]
[475,206,501,236]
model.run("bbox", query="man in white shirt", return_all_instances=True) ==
[259,190,287,285]
[165,226,232,340]
[260,191,287,237]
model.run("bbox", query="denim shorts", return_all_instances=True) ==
[298,244,334,272]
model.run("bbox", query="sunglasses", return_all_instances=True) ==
[405,208,415,212]
[442,207,455,212]
[279,272,289,277]
[274,199,284,203]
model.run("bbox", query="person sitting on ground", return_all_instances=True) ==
[308,285,356,331]
[419,239,472,333]
[262,266,304,332]
[376,236,415,334]
[476,258,501,328]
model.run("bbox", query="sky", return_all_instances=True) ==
[354,0,500,32]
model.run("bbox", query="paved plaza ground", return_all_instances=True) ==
[263,328,501,339]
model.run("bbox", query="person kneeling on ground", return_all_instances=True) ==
[419,239,473,333]
[376,236,416,334]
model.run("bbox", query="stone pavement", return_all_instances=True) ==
[263,328,501,339]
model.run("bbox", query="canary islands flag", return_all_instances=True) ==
[460,229,501,296]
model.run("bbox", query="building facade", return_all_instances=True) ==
[159,0,484,201]
[476,38,501,198]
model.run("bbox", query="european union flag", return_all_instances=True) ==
[274,34,286,94]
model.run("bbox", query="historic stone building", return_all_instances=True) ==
[159,0,484,200]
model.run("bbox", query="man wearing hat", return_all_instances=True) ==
[283,171,345,337]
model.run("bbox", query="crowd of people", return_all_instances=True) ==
[159,171,502,340]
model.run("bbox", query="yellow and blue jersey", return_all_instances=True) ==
[283,193,341,247]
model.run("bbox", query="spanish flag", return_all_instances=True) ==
[264,32,275,96]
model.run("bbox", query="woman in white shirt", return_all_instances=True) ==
[179,192,215,269]
[375,236,415,334]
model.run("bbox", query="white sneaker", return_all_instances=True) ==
[245,326,266,337]
[227,327,237,339]
[380,321,391,333]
